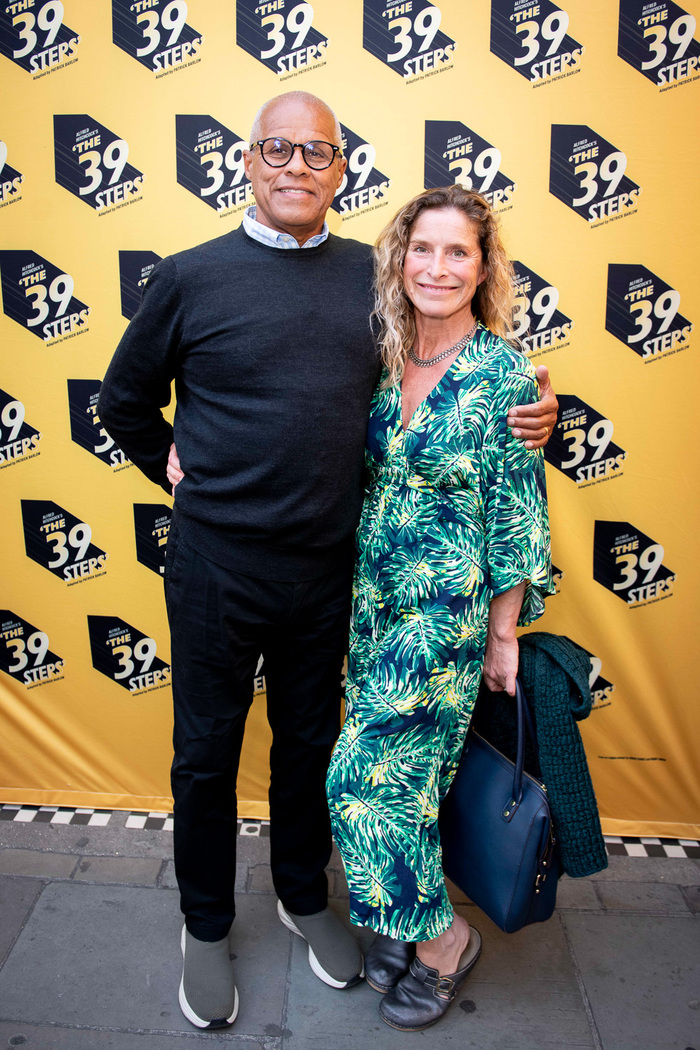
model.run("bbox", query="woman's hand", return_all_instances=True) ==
[507,365,558,450]
[483,582,526,696]
[166,442,184,495]
[483,633,519,696]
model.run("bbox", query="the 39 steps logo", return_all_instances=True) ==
[0,139,24,209]
[363,0,456,81]
[550,124,641,226]
[425,121,516,212]
[586,649,615,711]
[0,388,41,469]
[88,615,170,695]
[512,261,573,355]
[22,500,108,585]
[237,0,328,77]
[593,520,676,607]
[606,264,693,363]
[67,380,131,471]
[112,0,203,76]
[618,0,700,89]
[176,116,253,216]
[544,395,627,487]
[0,251,90,345]
[54,115,145,214]
[119,250,161,320]
[490,0,584,85]
[331,124,391,219]
[134,504,171,576]
[0,0,80,76]
[551,562,564,592]
[0,611,64,689]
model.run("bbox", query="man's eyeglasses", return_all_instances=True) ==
[250,137,343,171]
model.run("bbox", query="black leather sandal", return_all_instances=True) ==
[365,934,416,993]
[379,927,482,1031]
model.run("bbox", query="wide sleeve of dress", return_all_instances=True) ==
[480,342,554,625]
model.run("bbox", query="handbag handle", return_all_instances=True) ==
[504,678,540,819]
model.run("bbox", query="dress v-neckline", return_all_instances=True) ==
[399,325,486,434]
[399,353,461,435]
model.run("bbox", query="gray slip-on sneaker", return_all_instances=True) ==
[179,925,239,1029]
[277,900,364,989]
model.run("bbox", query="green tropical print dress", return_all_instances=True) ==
[326,325,553,941]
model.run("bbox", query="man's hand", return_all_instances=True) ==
[507,364,558,450]
[166,443,184,495]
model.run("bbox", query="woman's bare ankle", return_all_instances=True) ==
[416,914,471,975]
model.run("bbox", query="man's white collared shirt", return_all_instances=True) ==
[242,205,329,249]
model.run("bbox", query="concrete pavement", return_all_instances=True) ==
[0,808,698,1049]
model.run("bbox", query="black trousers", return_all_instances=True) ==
[164,518,353,942]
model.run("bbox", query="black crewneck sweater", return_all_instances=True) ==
[98,226,380,579]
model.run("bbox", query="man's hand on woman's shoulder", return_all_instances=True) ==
[508,365,558,450]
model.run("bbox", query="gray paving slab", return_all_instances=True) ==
[555,878,601,911]
[595,880,691,914]
[0,876,43,965]
[563,912,699,1050]
[72,855,163,885]
[284,905,596,1049]
[0,1021,270,1049]
[248,862,276,894]
[0,819,174,859]
[0,883,288,1040]
[681,885,700,914]
[0,849,78,879]
[587,855,700,884]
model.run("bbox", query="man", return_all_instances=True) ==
[98,91,557,1030]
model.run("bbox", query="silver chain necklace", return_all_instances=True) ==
[408,319,479,368]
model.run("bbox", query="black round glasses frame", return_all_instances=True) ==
[250,137,343,170]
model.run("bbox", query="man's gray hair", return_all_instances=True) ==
[249,91,342,147]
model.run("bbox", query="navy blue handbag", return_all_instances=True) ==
[439,679,559,933]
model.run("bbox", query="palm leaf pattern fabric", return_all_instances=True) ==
[327,326,553,941]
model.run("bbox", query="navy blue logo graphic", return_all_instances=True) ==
[544,394,626,486]
[22,500,108,585]
[425,121,516,210]
[512,261,573,355]
[550,125,641,224]
[332,123,391,219]
[606,264,693,362]
[118,250,161,320]
[363,0,456,79]
[0,0,80,75]
[0,610,64,688]
[585,649,615,710]
[0,250,90,344]
[0,139,24,208]
[176,115,252,214]
[551,562,564,593]
[237,0,328,76]
[134,504,171,576]
[0,387,41,469]
[67,380,130,470]
[88,615,170,695]
[593,521,675,607]
[490,0,584,83]
[618,1,700,87]
[54,115,145,213]
[112,0,203,74]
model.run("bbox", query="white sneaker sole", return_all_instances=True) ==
[179,925,239,1029]
[277,900,364,989]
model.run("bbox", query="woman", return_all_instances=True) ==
[326,186,553,1031]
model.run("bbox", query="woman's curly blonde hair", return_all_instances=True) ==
[373,185,517,387]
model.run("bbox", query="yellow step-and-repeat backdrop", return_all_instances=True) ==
[1,0,698,836]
